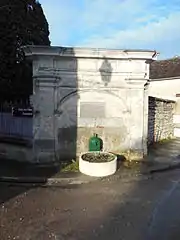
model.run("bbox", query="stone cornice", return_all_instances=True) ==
[125,78,148,88]
[22,45,157,61]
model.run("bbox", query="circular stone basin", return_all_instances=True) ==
[79,152,117,177]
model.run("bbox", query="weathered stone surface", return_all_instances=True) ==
[76,126,128,154]
[23,46,156,162]
[148,97,175,144]
[0,143,34,162]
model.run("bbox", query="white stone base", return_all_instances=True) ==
[173,115,180,137]
[79,152,117,177]
[174,128,180,137]
[173,115,180,124]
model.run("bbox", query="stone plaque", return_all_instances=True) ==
[80,102,105,118]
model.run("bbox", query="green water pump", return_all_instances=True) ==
[89,133,102,151]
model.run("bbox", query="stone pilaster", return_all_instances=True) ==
[125,78,148,160]
[143,82,150,156]
[31,74,60,162]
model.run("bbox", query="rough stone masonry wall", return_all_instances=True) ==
[148,96,175,144]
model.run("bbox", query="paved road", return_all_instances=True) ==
[1,170,180,240]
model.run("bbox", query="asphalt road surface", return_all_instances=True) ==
[1,170,180,240]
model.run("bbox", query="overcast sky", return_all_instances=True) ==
[40,0,180,59]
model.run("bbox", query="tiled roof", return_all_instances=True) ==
[150,57,180,79]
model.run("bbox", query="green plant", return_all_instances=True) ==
[82,152,115,163]
[61,159,79,172]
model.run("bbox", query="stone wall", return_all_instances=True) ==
[148,96,175,144]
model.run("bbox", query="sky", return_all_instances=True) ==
[40,0,180,59]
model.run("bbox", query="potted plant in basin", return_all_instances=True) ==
[79,151,117,177]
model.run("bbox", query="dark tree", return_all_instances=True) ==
[0,0,50,97]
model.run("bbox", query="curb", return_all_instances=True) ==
[0,176,98,187]
[149,162,180,174]
[0,174,152,186]
[1,162,180,186]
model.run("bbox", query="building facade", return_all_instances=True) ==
[149,57,180,138]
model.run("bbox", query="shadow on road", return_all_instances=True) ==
[0,158,60,204]
[0,183,35,205]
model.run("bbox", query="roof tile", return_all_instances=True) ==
[150,57,180,79]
